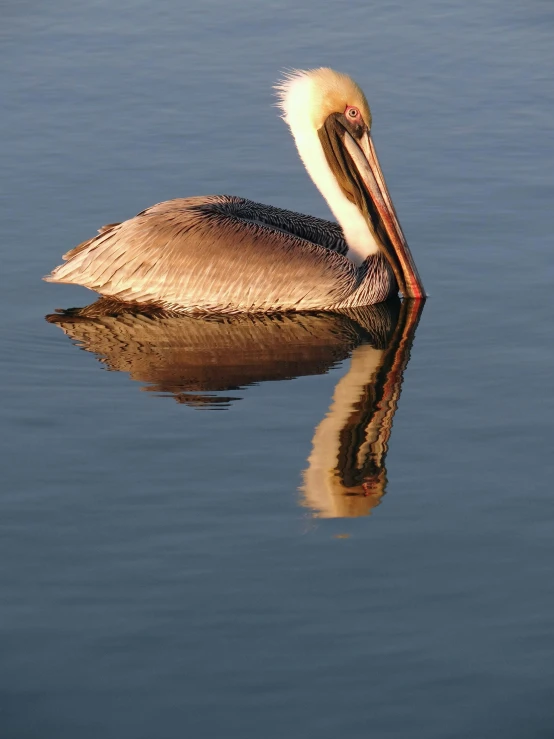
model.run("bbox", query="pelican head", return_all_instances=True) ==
[276,68,425,299]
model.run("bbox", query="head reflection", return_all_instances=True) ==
[302,300,422,518]
[47,298,422,517]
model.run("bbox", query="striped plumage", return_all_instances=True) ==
[46,196,395,312]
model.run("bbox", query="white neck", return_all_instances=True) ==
[276,73,379,266]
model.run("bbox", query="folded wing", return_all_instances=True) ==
[45,195,359,313]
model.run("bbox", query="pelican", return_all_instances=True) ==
[45,68,425,312]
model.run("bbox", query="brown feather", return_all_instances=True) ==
[45,196,394,312]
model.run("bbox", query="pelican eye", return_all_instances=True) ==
[347,107,359,118]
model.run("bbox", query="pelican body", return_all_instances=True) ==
[45,69,425,312]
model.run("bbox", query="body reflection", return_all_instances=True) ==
[46,298,422,516]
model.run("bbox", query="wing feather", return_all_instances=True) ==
[45,196,360,312]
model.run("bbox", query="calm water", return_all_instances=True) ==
[2,1,554,737]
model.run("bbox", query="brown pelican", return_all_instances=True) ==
[45,68,425,312]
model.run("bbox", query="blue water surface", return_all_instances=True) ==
[1,1,554,737]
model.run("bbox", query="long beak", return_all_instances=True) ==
[343,129,426,299]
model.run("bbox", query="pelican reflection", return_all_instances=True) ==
[46,298,422,516]
[302,300,422,518]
